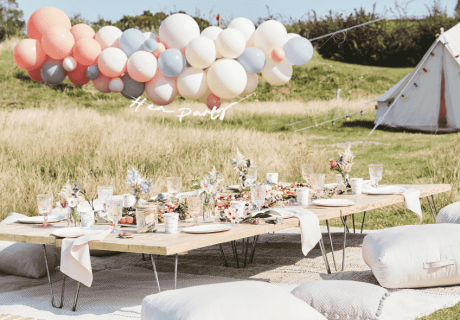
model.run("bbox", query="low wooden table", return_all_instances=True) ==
[0,183,451,311]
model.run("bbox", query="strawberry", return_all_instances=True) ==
[119,217,127,224]
[125,216,134,224]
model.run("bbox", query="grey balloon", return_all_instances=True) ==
[121,73,145,99]
[41,59,67,85]
[86,65,100,80]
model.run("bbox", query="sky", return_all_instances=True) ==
[16,0,459,26]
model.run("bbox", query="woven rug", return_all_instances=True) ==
[1,226,460,320]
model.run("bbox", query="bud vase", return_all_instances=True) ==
[343,173,351,189]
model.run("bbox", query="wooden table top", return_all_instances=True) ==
[0,184,450,255]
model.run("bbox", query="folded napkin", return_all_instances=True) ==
[60,229,111,287]
[362,184,422,222]
[254,207,322,256]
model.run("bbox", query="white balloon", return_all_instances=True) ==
[110,37,120,49]
[287,33,301,41]
[185,36,216,69]
[216,28,246,59]
[63,56,77,72]
[242,72,258,95]
[97,47,127,78]
[201,26,223,58]
[145,73,177,105]
[109,78,124,92]
[95,26,123,50]
[228,17,255,46]
[199,86,212,104]
[143,32,159,42]
[159,13,200,50]
[262,56,292,86]
[247,32,255,47]
[254,20,288,55]
[127,51,158,82]
[177,67,207,99]
[207,59,247,99]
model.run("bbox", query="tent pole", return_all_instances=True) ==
[368,40,440,136]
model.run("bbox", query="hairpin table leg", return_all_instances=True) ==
[142,253,146,261]
[325,220,337,272]
[352,214,356,233]
[318,237,331,274]
[174,254,178,290]
[243,238,251,268]
[427,196,437,222]
[341,216,348,271]
[360,211,367,233]
[231,241,240,268]
[42,244,65,309]
[219,244,229,267]
[431,195,438,215]
[150,255,161,293]
[71,282,81,312]
[249,235,259,264]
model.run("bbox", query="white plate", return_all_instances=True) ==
[227,185,242,190]
[312,199,358,207]
[18,216,65,224]
[182,224,235,234]
[52,227,107,238]
[363,186,408,195]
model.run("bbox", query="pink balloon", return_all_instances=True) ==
[41,26,75,60]
[13,39,47,71]
[68,63,90,86]
[206,93,221,110]
[145,73,177,105]
[27,7,71,40]
[271,48,285,63]
[27,67,44,82]
[153,42,166,58]
[72,38,102,66]
[70,24,95,42]
[92,74,111,93]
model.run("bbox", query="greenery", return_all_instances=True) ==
[0,0,24,41]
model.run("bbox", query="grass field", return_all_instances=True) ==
[1,38,459,318]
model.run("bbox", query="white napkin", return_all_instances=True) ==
[60,229,111,287]
[270,207,322,256]
[362,184,422,222]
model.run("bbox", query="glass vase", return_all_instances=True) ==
[203,198,216,222]
[343,173,351,189]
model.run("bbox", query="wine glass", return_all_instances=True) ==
[246,166,257,186]
[37,194,53,227]
[301,164,314,187]
[369,164,383,188]
[311,173,325,199]
[250,184,266,211]
[167,177,182,199]
[107,198,123,233]
[187,195,203,226]
[97,186,113,218]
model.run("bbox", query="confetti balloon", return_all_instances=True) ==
[119,28,145,57]
[145,72,177,105]
[13,39,47,71]
[121,73,145,99]
[109,77,124,92]
[86,64,100,80]
[177,67,207,100]
[158,49,186,78]
[72,38,102,66]
[206,93,221,110]
[159,13,200,50]
[70,24,95,42]
[185,36,216,69]
[236,47,265,73]
[92,74,111,93]
[127,51,157,82]
[97,47,127,78]
[27,7,71,40]
[68,63,90,86]
[95,26,123,50]
[41,59,67,85]
[62,56,77,72]
[207,59,247,99]
[41,26,75,60]
[283,37,313,65]
[254,20,287,55]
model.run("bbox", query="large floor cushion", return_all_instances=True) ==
[362,224,460,288]
[436,201,460,224]
[141,281,327,320]
[0,213,60,278]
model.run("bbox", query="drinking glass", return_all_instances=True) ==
[37,194,53,227]
[302,164,314,186]
[167,177,182,199]
[187,195,203,226]
[98,186,113,218]
[246,166,257,186]
[250,184,266,211]
[369,164,383,188]
[311,173,325,199]
[107,198,123,233]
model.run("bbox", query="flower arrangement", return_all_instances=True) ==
[232,149,251,188]
[199,166,224,218]
[330,144,355,188]
[57,180,85,226]
[127,168,154,206]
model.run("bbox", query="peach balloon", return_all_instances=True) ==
[92,74,111,93]
[27,68,44,82]
[271,48,285,62]
[153,42,166,58]
[41,26,75,59]
[98,47,127,78]
[72,38,102,66]
[13,39,47,71]
[27,7,71,40]
[68,63,90,86]
[70,24,95,42]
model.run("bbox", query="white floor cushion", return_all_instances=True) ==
[141,281,327,320]
[0,213,60,278]
[436,201,460,224]
[363,224,460,288]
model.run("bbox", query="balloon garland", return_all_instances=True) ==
[14,7,314,109]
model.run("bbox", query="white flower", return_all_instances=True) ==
[67,198,78,208]
[58,180,73,200]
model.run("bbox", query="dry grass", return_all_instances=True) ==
[0,106,331,219]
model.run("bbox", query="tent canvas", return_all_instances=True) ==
[373,23,460,133]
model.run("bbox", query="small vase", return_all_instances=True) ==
[203,198,216,222]
[343,173,351,189]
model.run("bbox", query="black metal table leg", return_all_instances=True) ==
[360,211,367,233]
[352,214,356,233]
[427,196,437,222]
[219,243,229,267]
[318,237,331,274]
[43,244,65,309]
[150,255,161,293]
[325,220,337,272]
[249,235,259,264]
[72,282,81,312]
[341,216,348,271]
